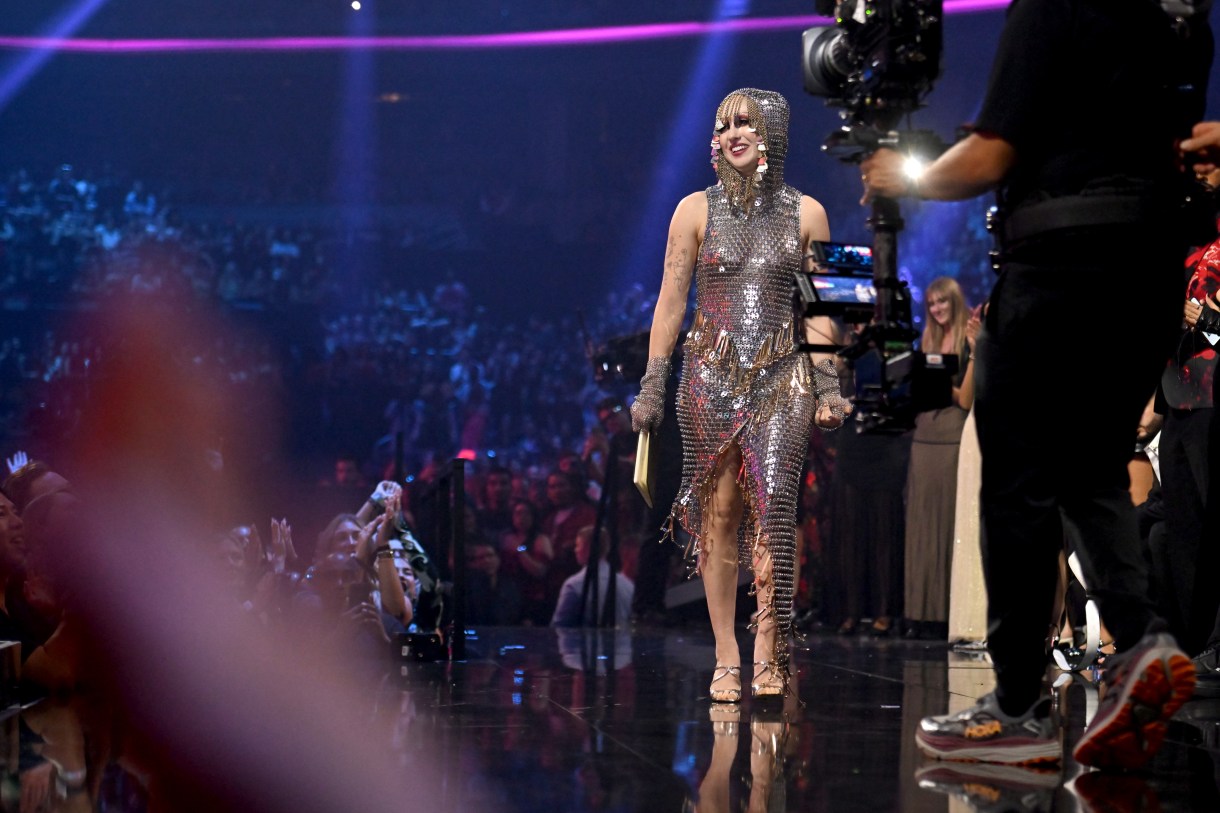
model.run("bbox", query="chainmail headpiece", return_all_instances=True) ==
[711,88,790,213]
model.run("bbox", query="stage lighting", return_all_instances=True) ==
[351,1,361,9]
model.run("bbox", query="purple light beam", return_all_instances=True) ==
[0,2,1011,54]
[0,0,111,109]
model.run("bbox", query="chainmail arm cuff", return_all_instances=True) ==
[812,358,850,431]
[631,356,672,433]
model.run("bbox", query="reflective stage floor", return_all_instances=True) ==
[404,625,1220,813]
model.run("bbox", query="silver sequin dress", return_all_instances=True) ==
[670,89,815,668]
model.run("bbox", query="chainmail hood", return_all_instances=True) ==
[712,88,790,213]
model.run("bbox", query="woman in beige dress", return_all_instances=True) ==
[903,279,977,639]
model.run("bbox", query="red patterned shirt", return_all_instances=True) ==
[1164,237,1220,409]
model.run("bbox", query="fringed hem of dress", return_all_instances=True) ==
[661,347,813,690]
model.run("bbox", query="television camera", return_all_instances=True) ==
[798,0,955,433]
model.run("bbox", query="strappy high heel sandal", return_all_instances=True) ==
[751,660,787,698]
[710,664,742,703]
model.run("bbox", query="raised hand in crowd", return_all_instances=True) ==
[357,480,406,527]
[966,305,982,352]
[5,450,28,475]
[374,495,412,626]
[267,517,297,574]
[354,514,385,563]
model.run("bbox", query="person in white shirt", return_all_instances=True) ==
[550,525,633,628]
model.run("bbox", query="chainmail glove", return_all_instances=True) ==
[812,358,851,430]
[630,356,671,433]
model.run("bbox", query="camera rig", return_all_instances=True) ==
[797,0,954,433]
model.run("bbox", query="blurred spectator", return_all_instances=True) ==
[500,499,554,626]
[3,460,84,689]
[586,395,646,580]
[352,500,414,630]
[122,180,157,220]
[464,541,523,626]
[477,465,514,539]
[213,519,301,624]
[551,526,633,628]
[542,470,597,603]
[322,457,367,490]
[316,513,362,560]
[0,491,33,645]
[94,210,123,251]
[294,552,394,657]
[48,165,85,215]
[211,529,255,604]
[3,459,71,514]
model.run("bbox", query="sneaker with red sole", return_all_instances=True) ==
[1072,632,1195,771]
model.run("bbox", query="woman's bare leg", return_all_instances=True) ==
[704,445,744,700]
[752,542,783,693]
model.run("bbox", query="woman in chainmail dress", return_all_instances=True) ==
[630,88,849,701]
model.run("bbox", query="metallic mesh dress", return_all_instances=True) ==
[670,88,816,673]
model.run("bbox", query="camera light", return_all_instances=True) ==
[351,1,362,9]
[903,155,927,181]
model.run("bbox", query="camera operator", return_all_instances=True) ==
[861,0,1211,770]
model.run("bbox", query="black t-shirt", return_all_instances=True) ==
[975,0,1211,213]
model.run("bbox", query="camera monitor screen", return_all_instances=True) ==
[810,274,876,304]
[815,242,874,271]
[798,242,876,318]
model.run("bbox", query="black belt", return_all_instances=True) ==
[1002,195,1160,247]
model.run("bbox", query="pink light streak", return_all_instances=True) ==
[0,1,1010,54]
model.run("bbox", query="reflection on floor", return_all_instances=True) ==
[424,626,1220,813]
[7,624,1220,811]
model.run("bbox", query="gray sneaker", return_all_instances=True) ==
[916,692,1062,765]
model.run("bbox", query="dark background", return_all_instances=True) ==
[0,1,1103,314]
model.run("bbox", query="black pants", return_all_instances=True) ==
[1195,402,1220,651]
[974,249,1180,714]
[1161,406,1213,651]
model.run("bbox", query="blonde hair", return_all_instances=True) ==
[921,277,969,356]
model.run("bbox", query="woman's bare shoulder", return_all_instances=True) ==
[671,190,710,235]
[675,190,710,217]
[799,194,830,241]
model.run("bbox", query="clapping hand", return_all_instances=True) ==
[377,494,400,549]
[5,450,28,475]
[368,480,402,509]
[355,515,385,563]
[268,518,297,573]
[966,306,982,352]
